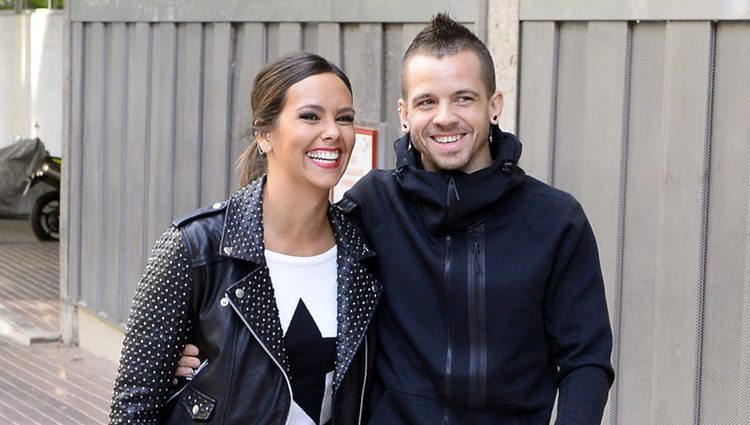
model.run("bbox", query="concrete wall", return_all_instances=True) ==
[0,10,63,157]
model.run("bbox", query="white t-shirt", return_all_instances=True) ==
[265,246,338,425]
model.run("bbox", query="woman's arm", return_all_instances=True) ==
[109,226,196,424]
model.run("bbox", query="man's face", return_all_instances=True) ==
[399,50,503,174]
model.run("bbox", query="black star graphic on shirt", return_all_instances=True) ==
[285,299,336,424]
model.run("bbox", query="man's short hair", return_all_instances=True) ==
[401,12,496,97]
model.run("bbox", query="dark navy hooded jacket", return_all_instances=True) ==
[341,126,614,424]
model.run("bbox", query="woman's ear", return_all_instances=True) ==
[255,132,272,154]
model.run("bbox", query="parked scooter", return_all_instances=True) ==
[23,154,61,241]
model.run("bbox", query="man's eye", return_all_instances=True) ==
[299,112,320,121]
[456,96,474,104]
[416,99,435,107]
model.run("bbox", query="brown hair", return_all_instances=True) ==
[401,12,496,97]
[237,52,353,186]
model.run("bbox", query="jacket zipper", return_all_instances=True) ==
[357,338,368,425]
[468,226,487,406]
[442,235,453,425]
[227,298,293,425]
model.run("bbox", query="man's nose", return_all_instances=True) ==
[433,103,458,127]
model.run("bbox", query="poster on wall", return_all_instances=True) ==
[330,127,377,203]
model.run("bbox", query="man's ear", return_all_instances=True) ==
[397,99,409,132]
[489,90,504,124]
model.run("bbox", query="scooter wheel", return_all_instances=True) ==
[31,190,60,241]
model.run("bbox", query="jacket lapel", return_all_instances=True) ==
[329,207,380,392]
[220,177,290,373]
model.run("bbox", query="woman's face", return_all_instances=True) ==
[262,72,355,192]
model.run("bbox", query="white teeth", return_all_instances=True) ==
[434,135,462,144]
[307,150,340,161]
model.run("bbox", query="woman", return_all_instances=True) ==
[109,53,380,425]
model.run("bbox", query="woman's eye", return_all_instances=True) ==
[299,112,320,121]
[337,115,355,123]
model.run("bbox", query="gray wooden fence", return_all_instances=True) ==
[518,1,750,424]
[62,1,481,330]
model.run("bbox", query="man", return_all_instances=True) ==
[339,13,614,424]
[177,13,613,424]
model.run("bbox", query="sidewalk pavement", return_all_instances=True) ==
[0,218,117,424]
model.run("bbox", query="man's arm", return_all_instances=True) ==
[544,202,615,425]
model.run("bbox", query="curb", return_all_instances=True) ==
[0,303,59,345]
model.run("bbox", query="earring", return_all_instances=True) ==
[402,122,408,129]
[257,133,270,155]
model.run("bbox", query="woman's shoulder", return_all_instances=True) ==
[172,200,228,229]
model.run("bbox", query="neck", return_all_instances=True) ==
[262,173,334,256]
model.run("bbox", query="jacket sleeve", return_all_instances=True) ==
[544,202,615,425]
[109,226,195,424]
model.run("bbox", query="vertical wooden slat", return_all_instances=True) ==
[99,22,127,319]
[700,21,750,425]
[617,22,666,425]
[301,22,318,53]
[173,23,203,217]
[552,22,587,195]
[578,21,629,327]
[229,23,265,190]
[278,22,302,55]
[650,21,713,425]
[517,21,556,183]
[79,22,105,310]
[382,23,404,164]
[119,22,151,322]
[343,24,384,123]
[65,21,84,310]
[146,23,177,246]
[317,23,342,65]
[379,23,422,167]
[578,22,630,425]
[200,23,233,204]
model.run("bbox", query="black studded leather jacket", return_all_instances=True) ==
[109,177,381,424]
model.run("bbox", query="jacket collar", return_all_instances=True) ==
[219,176,375,263]
[393,125,526,234]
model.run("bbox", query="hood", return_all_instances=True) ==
[393,125,525,235]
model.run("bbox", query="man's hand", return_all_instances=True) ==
[171,343,201,385]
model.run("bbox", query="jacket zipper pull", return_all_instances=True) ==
[473,240,483,276]
[446,176,460,208]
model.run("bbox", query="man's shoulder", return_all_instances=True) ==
[345,168,398,202]
[516,175,581,210]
